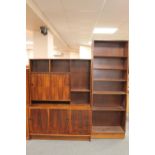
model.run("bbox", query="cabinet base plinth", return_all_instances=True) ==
[92,133,125,139]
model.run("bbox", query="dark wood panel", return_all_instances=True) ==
[71,72,90,89]
[94,81,125,91]
[30,60,49,72]
[92,111,123,126]
[30,73,50,100]
[51,60,70,72]
[93,41,126,57]
[71,92,90,104]
[93,70,126,79]
[50,74,70,100]
[29,109,48,134]
[93,95,126,108]
[71,110,91,135]
[49,109,70,134]
[70,60,90,73]
[26,68,29,139]
[94,58,126,69]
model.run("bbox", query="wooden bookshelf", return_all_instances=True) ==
[92,41,128,138]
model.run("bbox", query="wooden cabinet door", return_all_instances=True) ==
[71,110,91,135]
[50,74,70,101]
[49,109,70,134]
[30,73,50,100]
[29,109,48,134]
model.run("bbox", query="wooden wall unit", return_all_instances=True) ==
[26,42,128,140]
[28,59,91,140]
[92,41,128,139]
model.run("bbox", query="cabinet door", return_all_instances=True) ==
[29,109,48,134]
[50,74,70,100]
[30,73,50,100]
[49,109,70,134]
[71,110,91,135]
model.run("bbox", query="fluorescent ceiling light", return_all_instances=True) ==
[93,27,118,34]
[26,41,34,45]
[88,41,92,45]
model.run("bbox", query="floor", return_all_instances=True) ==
[27,120,128,155]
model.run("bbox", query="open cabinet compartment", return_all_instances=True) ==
[30,60,49,72]
[93,69,127,80]
[94,81,126,91]
[93,57,127,70]
[70,60,90,90]
[92,111,125,133]
[93,94,126,110]
[50,60,70,72]
[93,41,128,57]
[71,92,90,104]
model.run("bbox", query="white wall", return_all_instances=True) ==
[26,30,91,62]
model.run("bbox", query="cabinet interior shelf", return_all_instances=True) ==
[94,78,126,82]
[71,89,90,92]
[93,91,127,95]
[93,106,125,111]
[93,67,126,70]
[92,126,125,133]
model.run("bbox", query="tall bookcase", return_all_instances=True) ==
[28,59,92,140]
[92,41,128,138]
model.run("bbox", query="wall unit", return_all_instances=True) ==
[26,41,128,140]
[92,41,128,139]
[28,59,91,140]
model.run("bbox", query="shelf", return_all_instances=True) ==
[93,67,126,70]
[71,89,90,92]
[92,126,124,133]
[93,91,126,95]
[94,78,126,82]
[93,106,125,111]
[94,55,127,58]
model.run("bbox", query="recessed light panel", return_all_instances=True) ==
[93,28,118,34]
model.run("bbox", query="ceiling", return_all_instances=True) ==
[28,0,128,49]
[26,4,45,31]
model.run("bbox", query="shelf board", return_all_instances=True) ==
[93,106,125,111]
[71,89,90,92]
[94,55,127,58]
[92,126,125,134]
[94,78,126,82]
[93,91,126,95]
[93,67,126,70]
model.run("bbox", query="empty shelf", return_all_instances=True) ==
[92,126,125,133]
[93,106,125,111]
[94,78,126,82]
[93,91,126,95]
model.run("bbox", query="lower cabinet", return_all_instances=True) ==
[71,110,91,135]
[29,109,48,134]
[49,109,70,134]
[29,107,91,136]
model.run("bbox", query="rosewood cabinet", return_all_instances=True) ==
[29,109,48,134]
[48,109,70,134]
[50,74,70,101]
[31,73,50,100]
[71,110,91,135]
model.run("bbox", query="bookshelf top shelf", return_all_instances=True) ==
[94,55,127,58]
